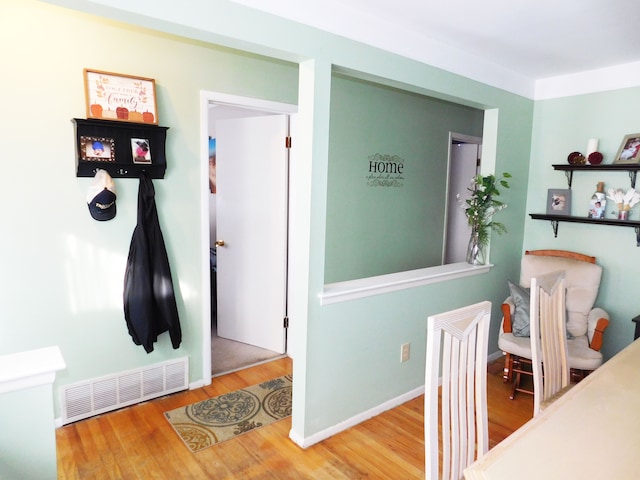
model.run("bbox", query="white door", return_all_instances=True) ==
[444,142,480,263]
[215,114,288,353]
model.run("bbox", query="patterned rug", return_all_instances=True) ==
[164,374,292,453]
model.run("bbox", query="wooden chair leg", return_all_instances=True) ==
[570,369,581,383]
[503,353,513,383]
[506,357,594,400]
[509,355,521,399]
[570,368,592,383]
[510,355,534,400]
[510,369,521,400]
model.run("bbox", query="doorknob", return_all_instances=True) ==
[215,240,225,247]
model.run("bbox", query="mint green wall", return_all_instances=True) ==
[325,75,484,283]
[25,0,535,445]
[0,385,57,479]
[0,0,297,416]
[526,87,640,360]
[303,98,532,436]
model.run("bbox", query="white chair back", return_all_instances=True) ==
[425,301,491,480]
[530,270,570,416]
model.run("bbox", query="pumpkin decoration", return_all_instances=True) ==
[116,107,129,120]
[102,110,117,119]
[142,111,155,124]
[128,111,143,123]
[90,103,103,118]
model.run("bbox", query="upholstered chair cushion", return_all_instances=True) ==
[499,328,604,370]
[519,254,602,337]
[507,281,531,337]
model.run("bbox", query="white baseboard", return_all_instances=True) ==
[189,379,208,390]
[488,350,504,363]
[289,384,425,449]
[288,352,504,448]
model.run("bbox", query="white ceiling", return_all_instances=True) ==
[230,0,640,97]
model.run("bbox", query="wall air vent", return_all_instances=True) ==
[60,357,188,425]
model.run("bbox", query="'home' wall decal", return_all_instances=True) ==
[366,153,405,187]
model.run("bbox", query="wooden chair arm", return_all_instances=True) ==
[589,317,610,352]
[525,249,596,264]
[502,303,513,333]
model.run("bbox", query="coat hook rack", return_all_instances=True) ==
[73,118,168,179]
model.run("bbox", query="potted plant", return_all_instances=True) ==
[457,172,511,264]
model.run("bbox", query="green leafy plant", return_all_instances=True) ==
[457,172,512,247]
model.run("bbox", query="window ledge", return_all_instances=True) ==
[319,262,492,305]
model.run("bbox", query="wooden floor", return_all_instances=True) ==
[56,357,533,479]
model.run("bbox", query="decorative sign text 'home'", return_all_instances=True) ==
[366,153,405,187]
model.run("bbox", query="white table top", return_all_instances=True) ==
[465,339,640,480]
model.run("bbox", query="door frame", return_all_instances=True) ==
[199,91,297,381]
[442,132,482,264]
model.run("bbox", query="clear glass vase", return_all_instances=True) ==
[466,231,486,265]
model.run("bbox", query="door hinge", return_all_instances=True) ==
[285,136,292,149]
[283,316,289,328]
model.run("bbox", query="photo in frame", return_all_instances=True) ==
[587,184,606,219]
[546,188,571,215]
[131,138,151,164]
[613,133,640,165]
[84,69,158,125]
[80,136,115,162]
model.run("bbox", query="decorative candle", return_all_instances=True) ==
[586,138,599,157]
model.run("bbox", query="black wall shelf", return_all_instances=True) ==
[531,163,640,245]
[530,213,640,246]
[552,164,640,189]
[73,118,168,179]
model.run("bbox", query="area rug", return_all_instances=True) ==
[164,374,292,453]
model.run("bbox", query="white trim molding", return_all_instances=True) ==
[0,346,66,395]
[320,262,492,305]
[289,352,504,448]
[289,384,425,449]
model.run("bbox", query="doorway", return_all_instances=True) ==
[443,132,482,264]
[201,92,297,377]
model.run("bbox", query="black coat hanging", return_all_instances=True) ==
[123,172,181,353]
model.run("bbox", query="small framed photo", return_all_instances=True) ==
[546,189,571,215]
[588,194,606,219]
[84,69,158,125]
[613,133,640,164]
[131,138,151,164]
[80,136,115,162]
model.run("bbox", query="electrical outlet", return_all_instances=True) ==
[401,342,410,362]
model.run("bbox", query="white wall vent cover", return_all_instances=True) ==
[60,356,188,425]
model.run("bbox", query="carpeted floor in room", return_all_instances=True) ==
[211,325,284,376]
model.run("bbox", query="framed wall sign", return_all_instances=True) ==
[83,69,158,125]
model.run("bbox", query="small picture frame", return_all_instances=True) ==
[546,189,571,215]
[587,190,606,219]
[131,138,151,164]
[80,136,115,162]
[84,69,158,125]
[613,133,640,164]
